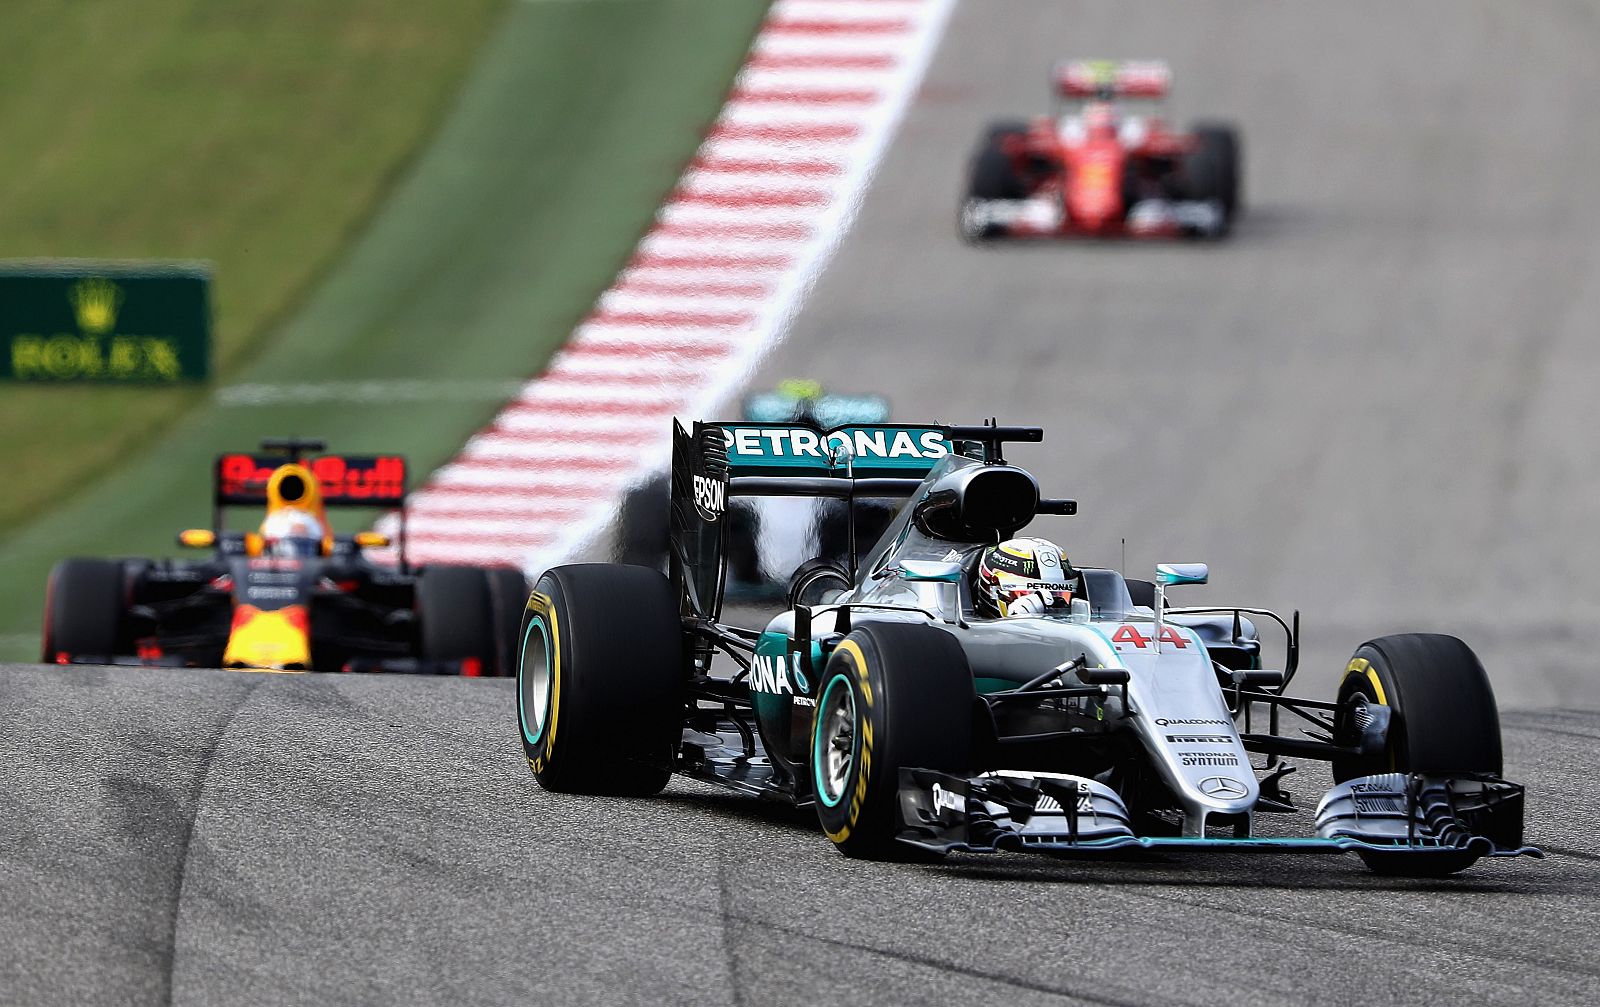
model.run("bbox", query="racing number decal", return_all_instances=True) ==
[822,639,874,844]
[1111,625,1188,650]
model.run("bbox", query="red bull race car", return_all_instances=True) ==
[960,60,1241,241]
[41,438,526,675]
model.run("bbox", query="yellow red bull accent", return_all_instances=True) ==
[222,603,311,670]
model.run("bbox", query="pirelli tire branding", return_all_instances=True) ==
[519,592,561,777]
[819,639,876,846]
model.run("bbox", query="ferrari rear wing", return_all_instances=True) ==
[1055,59,1170,100]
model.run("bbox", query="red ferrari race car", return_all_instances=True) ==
[41,438,527,675]
[959,60,1241,241]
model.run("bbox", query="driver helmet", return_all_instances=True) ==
[260,507,327,557]
[976,537,1078,617]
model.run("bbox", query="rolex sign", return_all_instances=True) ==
[0,261,211,383]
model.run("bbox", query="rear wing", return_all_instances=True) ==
[212,442,410,566]
[1055,59,1170,100]
[214,453,408,508]
[670,420,1047,619]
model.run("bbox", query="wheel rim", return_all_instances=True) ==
[814,674,857,808]
[519,616,553,747]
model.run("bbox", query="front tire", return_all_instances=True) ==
[517,564,683,796]
[812,622,974,859]
[960,121,1031,242]
[1181,123,1241,235]
[1333,633,1501,876]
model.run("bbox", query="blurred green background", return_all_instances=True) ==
[0,0,768,658]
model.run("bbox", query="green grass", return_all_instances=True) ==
[0,0,507,533]
[0,0,769,659]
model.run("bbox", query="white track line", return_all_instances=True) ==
[385,0,955,573]
[217,379,524,407]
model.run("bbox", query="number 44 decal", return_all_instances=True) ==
[1111,624,1188,649]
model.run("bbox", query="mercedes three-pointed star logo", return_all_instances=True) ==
[1199,776,1248,799]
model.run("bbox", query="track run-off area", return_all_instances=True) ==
[4,2,1600,1005]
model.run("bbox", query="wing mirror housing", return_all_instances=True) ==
[1155,563,1208,586]
[896,560,965,625]
[178,529,216,549]
[896,560,963,583]
[1153,563,1208,653]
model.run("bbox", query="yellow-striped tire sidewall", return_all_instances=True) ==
[518,590,562,780]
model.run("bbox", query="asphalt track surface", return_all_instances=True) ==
[1,666,1596,1006]
[6,2,1600,1005]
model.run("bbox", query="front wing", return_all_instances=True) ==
[961,197,1226,240]
[897,769,1542,860]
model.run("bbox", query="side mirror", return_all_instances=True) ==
[895,560,964,625]
[1155,563,1208,586]
[353,531,390,549]
[896,560,963,584]
[177,529,216,549]
[1152,563,1207,653]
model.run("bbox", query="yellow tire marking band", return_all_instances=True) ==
[823,639,874,844]
[1344,656,1387,705]
[528,592,561,768]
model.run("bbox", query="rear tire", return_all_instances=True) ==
[725,501,763,584]
[517,564,683,796]
[812,622,974,859]
[416,566,495,675]
[485,567,529,677]
[1333,633,1501,876]
[616,476,670,570]
[42,559,127,662]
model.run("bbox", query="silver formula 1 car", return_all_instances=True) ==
[516,421,1538,875]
